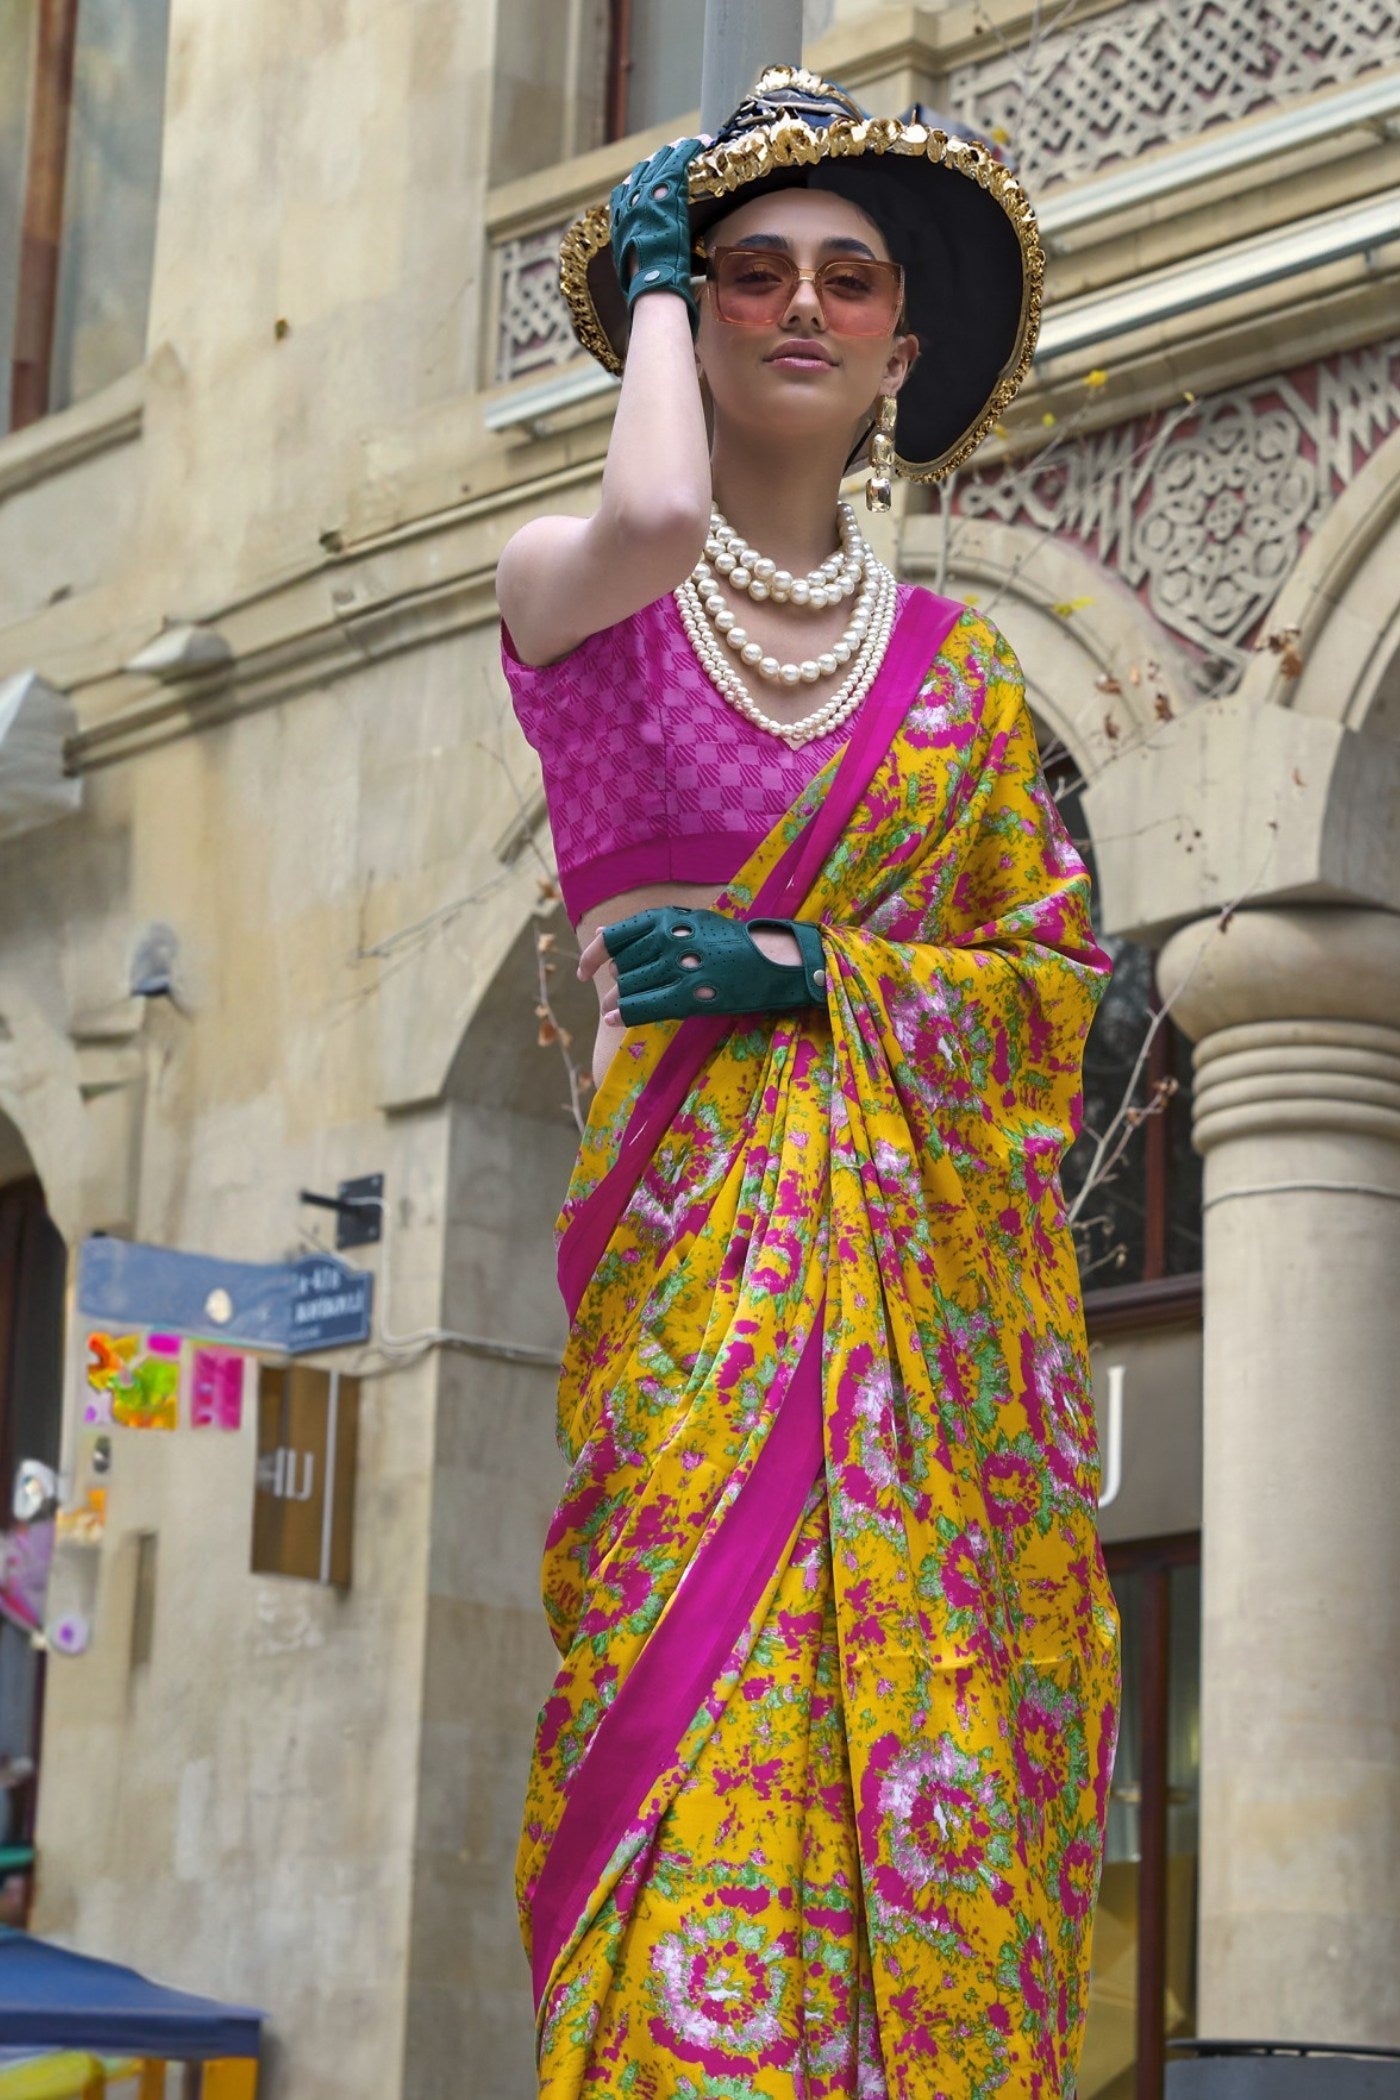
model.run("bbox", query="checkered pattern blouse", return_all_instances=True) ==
[502,586,912,924]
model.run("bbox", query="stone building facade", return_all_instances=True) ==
[0,3,1396,2097]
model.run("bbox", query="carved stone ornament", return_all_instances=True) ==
[496,222,580,384]
[956,339,1400,691]
[948,0,1400,191]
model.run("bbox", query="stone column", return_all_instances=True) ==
[1156,905,1400,2042]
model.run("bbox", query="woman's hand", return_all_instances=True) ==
[609,137,710,330]
[581,908,825,1027]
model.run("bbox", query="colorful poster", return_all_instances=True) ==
[190,1346,246,1430]
[84,1329,181,1430]
[0,1519,55,1634]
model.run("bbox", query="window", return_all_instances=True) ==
[605,0,706,140]
[2,0,170,437]
[1050,761,1203,1290]
[0,1175,67,1929]
[1083,1536,1201,2100]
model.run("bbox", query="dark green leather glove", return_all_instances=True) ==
[603,907,828,1026]
[609,138,705,333]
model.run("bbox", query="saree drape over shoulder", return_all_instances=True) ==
[518,594,1121,2100]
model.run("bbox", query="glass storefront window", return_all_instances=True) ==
[1082,1539,1201,2100]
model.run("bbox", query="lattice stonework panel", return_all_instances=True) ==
[495,223,576,384]
[949,0,1400,191]
[955,339,1400,689]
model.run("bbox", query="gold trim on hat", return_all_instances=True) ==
[558,66,1044,486]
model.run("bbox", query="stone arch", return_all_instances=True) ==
[0,980,85,1243]
[900,512,1194,787]
[1233,420,1400,737]
[402,909,594,2100]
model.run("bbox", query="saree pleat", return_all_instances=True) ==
[519,597,1121,2100]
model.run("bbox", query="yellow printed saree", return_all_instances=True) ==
[518,592,1121,2099]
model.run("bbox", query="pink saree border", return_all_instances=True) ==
[530,1304,828,2013]
[556,586,964,1321]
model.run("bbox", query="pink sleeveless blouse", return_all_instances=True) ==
[502,586,913,924]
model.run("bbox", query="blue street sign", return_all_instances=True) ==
[78,1238,373,1355]
[286,1257,374,1353]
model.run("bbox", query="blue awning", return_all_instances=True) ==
[0,1933,263,2060]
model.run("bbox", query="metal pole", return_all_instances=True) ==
[700,0,803,136]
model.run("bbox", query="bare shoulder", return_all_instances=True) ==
[495,492,708,669]
[494,515,594,668]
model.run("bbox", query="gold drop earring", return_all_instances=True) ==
[865,393,897,513]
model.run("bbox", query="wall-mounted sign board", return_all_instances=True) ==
[78,1238,372,1355]
[1090,1321,1203,1545]
[251,1365,358,1587]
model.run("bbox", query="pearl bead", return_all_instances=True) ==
[758,655,780,681]
[741,640,763,665]
[749,580,770,602]
[789,580,810,607]
[753,557,775,582]
[727,625,747,648]
[714,608,735,632]
[730,566,750,590]
[772,569,792,593]
[715,551,736,575]
[673,515,894,749]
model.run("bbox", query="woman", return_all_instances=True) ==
[496,68,1119,2099]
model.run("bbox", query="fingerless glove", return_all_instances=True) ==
[603,906,828,1026]
[609,138,705,333]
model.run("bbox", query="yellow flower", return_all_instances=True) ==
[1085,369,1108,389]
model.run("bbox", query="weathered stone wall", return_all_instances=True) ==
[0,1,1397,2092]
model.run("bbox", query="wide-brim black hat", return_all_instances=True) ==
[559,65,1043,484]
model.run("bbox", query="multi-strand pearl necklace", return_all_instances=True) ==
[675,501,897,748]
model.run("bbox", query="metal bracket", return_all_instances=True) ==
[298,1173,384,1249]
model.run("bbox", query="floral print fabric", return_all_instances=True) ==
[518,607,1121,2098]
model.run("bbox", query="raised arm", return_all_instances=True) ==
[495,141,713,668]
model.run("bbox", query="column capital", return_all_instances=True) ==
[1158,903,1400,1042]
[1159,904,1400,1166]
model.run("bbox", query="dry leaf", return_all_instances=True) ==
[1256,625,1303,678]
[1292,768,1305,787]
[1096,674,1122,695]
[1153,692,1174,721]
[536,930,557,953]
[537,876,559,901]
[537,1017,559,1046]
[1103,714,1121,742]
